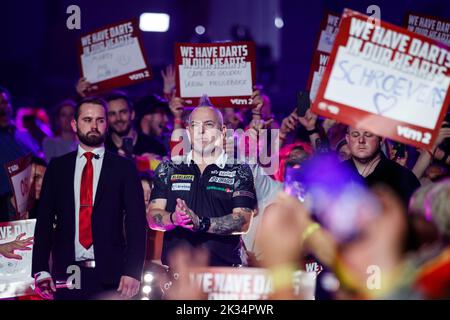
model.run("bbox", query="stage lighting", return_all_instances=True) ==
[144,273,154,283]
[139,13,170,32]
[274,17,284,29]
[195,25,206,35]
[142,285,152,294]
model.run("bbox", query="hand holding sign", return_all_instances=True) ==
[162,64,177,95]
[75,77,99,97]
[0,233,33,260]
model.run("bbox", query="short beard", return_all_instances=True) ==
[77,128,106,147]
[111,122,131,137]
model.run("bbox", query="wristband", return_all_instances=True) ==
[197,216,211,233]
[170,212,176,225]
[302,222,320,242]
[269,263,296,292]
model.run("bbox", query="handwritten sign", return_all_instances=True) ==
[312,9,450,149]
[175,41,256,107]
[4,154,32,219]
[189,267,316,300]
[79,19,152,92]
[0,219,36,299]
[307,12,341,102]
[405,13,450,46]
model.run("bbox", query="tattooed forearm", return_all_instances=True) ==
[153,213,164,227]
[148,210,174,231]
[208,208,253,235]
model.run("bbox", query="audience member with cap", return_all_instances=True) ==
[133,94,171,157]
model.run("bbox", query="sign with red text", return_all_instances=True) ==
[4,155,32,219]
[405,13,450,46]
[79,19,152,92]
[307,12,341,102]
[0,219,36,299]
[175,41,256,107]
[312,9,450,149]
[189,267,316,300]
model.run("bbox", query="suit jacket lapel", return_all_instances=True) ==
[67,151,77,255]
[93,151,111,209]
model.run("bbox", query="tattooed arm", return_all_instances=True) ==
[176,199,254,235]
[208,208,254,235]
[147,199,175,231]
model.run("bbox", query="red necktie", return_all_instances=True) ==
[79,152,94,249]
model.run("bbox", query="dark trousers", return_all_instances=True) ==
[54,266,120,300]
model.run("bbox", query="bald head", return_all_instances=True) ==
[188,106,224,128]
[346,126,382,162]
[187,106,225,155]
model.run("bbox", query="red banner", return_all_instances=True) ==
[4,154,32,219]
[307,12,341,102]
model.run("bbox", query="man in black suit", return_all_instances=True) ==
[32,97,147,300]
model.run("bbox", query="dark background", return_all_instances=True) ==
[1,0,449,120]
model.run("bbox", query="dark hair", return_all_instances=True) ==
[74,96,108,120]
[134,94,170,132]
[139,170,154,185]
[32,156,48,168]
[51,99,76,135]
[103,90,133,111]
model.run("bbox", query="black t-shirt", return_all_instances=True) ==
[342,153,421,207]
[150,156,256,267]
[105,133,167,157]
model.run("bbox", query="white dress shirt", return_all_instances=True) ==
[73,145,105,261]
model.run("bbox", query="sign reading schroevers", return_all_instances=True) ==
[312,9,450,149]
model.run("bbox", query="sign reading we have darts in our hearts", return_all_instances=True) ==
[78,19,152,92]
[312,9,450,149]
[404,12,450,47]
[175,41,256,108]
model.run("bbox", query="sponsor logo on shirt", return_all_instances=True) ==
[232,190,255,199]
[170,174,195,182]
[171,182,191,191]
[208,176,235,185]
[218,171,236,178]
[207,186,233,193]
